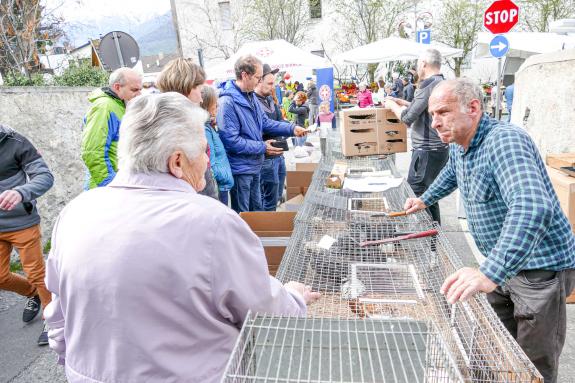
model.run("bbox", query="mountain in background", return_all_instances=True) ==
[64,11,177,56]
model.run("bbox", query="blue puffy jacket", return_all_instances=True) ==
[217,80,294,175]
[204,122,234,191]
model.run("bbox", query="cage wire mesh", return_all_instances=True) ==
[222,312,464,383]
[222,135,542,382]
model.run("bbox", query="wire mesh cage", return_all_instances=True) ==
[222,313,464,383]
[223,138,542,383]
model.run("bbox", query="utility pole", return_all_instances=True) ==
[170,0,184,58]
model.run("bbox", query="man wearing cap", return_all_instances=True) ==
[217,55,307,213]
[255,64,287,211]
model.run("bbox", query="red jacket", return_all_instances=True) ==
[357,90,373,108]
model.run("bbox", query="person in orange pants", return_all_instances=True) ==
[0,124,54,345]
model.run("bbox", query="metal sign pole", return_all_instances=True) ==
[112,31,125,68]
[496,57,502,119]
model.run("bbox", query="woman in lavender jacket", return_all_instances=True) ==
[43,93,320,383]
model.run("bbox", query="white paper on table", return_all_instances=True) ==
[343,176,404,192]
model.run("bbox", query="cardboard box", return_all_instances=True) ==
[240,211,296,276]
[286,170,314,200]
[340,107,407,157]
[546,166,575,233]
[326,160,348,189]
[546,153,575,170]
[295,162,318,172]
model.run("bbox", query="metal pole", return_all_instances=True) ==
[495,57,502,119]
[112,32,125,67]
[414,0,418,41]
[197,48,204,68]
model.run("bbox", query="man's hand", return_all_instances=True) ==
[404,198,427,215]
[293,126,307,137]
[440,267,497,304]
[265,140,284,156]
[285,281,321,305]
[0,190,23,211]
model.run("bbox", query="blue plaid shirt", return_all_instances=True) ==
[421,114,575,285]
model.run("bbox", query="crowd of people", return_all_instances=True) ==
[0,48,573,383]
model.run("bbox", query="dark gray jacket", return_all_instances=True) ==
[0,125,54,232]
[401,74,448,151]
[306,85,319,105]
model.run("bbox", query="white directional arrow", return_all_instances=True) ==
[491,41,508,52]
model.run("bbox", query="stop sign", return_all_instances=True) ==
[484,0,519,34]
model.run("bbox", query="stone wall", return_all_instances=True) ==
[512,49,575,156]
[0,87,93,243]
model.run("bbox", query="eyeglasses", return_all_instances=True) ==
[244,71,262,84]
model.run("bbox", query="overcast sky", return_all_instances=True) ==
[46,0,171,22]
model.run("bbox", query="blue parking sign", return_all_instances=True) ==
[417,30,431,44]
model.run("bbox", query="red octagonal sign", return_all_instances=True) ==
[484,0,519,34]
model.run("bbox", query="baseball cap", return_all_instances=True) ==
[262,63,279,77]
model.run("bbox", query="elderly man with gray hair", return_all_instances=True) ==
[81,67,142,189]
[44,93,319,383]
[404,78,575,383]
[385,48,448,224]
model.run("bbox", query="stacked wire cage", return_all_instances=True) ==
[221,126,542,382]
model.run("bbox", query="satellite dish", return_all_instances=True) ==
[98,31,140,71]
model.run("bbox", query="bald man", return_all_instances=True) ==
[405,78,575,383]
[81,67,142,189]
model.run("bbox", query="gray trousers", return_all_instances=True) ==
[308,104,318,126]
[487,269,575,383]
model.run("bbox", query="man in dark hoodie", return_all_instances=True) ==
[81,68,142,189]
[255,64,287,211]
[0,125,54,345]
[217,55,306,213]
[385,49,448,224]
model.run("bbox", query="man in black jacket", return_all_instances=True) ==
[385,49,448,223]
[0,125,54,345]
[255,64,288,211]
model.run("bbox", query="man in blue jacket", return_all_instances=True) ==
[217,55,306,213]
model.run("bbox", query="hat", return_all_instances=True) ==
[262,63,279,77]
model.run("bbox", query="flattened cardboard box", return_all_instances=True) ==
[546,153,575,170]
[546,166,575,233]
[240,211,297,276]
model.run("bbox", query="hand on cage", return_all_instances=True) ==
[440,267,497,304]
[403,197,427,215]
[284,281,321,305]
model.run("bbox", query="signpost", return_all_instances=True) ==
[484,0,519,119]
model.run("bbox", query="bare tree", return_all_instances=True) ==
[0,0,63,78]
[171,0,246,63]
[331,0,408,82]
[241,0,309,46]
[435,0,487,77]
[517,0,575,32]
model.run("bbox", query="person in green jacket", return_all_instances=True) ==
[81,68,142,189]
[282,90,295,122]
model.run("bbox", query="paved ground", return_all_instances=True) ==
[1,148,574,382]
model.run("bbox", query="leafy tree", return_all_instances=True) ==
[54,62,109,87]
[435,0,487,77]
[517,0,575,32]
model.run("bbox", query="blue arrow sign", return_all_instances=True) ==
[490,35,510,58]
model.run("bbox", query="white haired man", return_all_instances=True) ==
[385,49,448,224]
[404,78,575,383]
[44,93,320,383]
[81,67,142,189]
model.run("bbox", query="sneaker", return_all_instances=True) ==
[38,322,49,346]
[22,295,41,323]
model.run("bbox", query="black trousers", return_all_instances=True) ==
[407,149,449,223]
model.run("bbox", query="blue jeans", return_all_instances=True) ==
[260,156,286,211]
[230,174,262,213]
[219,190,229,207]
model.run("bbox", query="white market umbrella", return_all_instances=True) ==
[334,37,464,65]
[206,39,331,80]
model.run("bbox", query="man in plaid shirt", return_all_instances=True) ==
[405,78,575,383]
